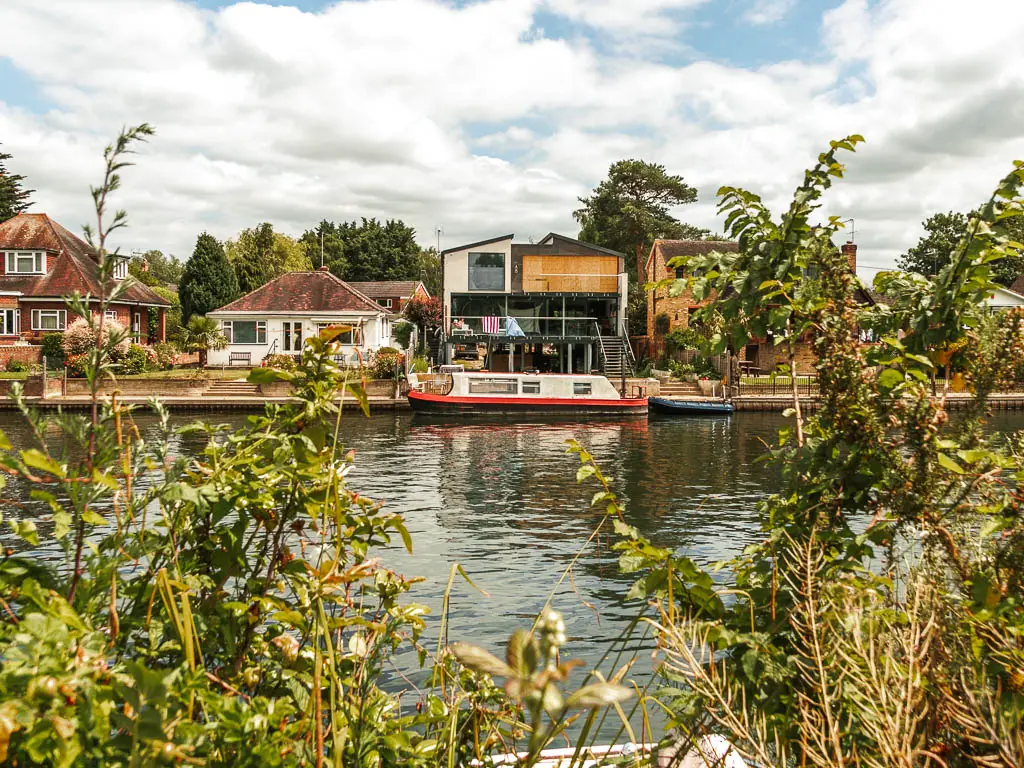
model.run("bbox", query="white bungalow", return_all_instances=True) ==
[206,267,393,367]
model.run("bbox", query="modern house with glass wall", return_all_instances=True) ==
[440,233,632,375]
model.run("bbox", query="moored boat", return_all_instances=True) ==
[648,396,734,415]
[408,371,648,417]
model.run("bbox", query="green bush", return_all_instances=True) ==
[654,312,671,335]
[392,320,415,349]
[119,343,150,375]
[411,355,429,373]
[41,332,65,367]
[5,359,27,373]
[665,326,702,351]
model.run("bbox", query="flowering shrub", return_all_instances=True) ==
[64,353,88,378]
[263,353,299,371]
[152,341,177,370]
[369,347,403,379]
[60,317,130,358]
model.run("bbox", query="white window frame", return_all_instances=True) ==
[31,309,67,331]
[105,310,118,322]
[0,308,18,336]
[222,320,266,345]
[4,251,47,275]
[113,258,129,280]
[283,321,303,352]
[316,322,362,345]
[379,298,393,309]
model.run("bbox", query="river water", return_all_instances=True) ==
[4,408,1023,741]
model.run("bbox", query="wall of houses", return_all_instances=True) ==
[207,314,392,367]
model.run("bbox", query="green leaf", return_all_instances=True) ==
[565,682,632,709]
[0,429,11,451]
[92,469,120,490]
[937,453,965,475]
[20,449,65,478]
[248,366,293,384]
[342,381,370,417]
[576,464,597,483]
[450,642,514,678]
[877,369,903,391]
[9,519,39,546]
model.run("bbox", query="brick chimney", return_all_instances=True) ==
[841,241,857,273]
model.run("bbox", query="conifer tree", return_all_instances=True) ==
[179,232,240,321]
[0,144,34,222]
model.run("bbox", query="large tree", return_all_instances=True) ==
[898,209,1024,286]
[129,249,185,285]
[416,246,442,297]
[179,232,240,321]
[226,222,275,293]
[574,159,703,285]
[0,144,34,222]
[299,217,422,283]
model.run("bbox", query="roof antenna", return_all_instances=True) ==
[841,218,856,242]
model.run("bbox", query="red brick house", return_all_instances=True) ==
[645,239,739,336]
[346,280,429,312]
[0,213,170,355]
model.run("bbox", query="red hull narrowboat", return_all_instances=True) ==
[407,372,647,418]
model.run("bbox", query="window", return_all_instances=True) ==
[674,266,685,279]
[113,258,128,280]
[5,251,45,275]
[283,321,303,352]
[31,309,67,331]
[468,377,517,394]
[379,298,393,309]
[317,323,361,345]
[468,252,505,291]
[521,380,541,394]
[222,320,267,345]
[0,309,17,335]
[573,382,592,395]
[105,310,118,322]
[133,312,141,336]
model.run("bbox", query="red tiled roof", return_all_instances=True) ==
[0,213,170,305]
[347,280,426,299]
[646,239,739,275]
[211,270,390,314]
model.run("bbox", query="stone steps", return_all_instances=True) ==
[206,381,263,396]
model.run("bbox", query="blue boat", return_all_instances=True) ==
[648,396,734,415]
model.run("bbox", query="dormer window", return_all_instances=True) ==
[113,257,129,280]
[4,251,46,275]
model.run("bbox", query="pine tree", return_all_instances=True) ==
[179,233,240,321]
[0,145,34,222]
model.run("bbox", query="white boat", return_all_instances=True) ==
[407,371,648,417]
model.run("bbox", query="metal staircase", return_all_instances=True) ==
[597,334,635,378]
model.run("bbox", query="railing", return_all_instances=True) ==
[737,375,820,397]
[449,316,602,339]
[417,373,454,395]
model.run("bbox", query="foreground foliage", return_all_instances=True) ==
[621,139,1024,765]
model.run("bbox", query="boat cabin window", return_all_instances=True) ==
[521,380,541,394]
[468,377,518,394]
[573,382,592,395]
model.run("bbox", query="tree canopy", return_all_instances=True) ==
[416,246,442,297]
[0,144,34,222]
[574,159,704,285]
[299,218,422,283]
[179,232,240,321]
[227,224,312,293]
[898,209,1024,286]
[129,249,184,286]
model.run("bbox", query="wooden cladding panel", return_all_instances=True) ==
[522,255,619,293]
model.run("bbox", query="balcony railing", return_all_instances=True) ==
[449,315,605,339]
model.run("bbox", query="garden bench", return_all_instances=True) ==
[228,351,251,367]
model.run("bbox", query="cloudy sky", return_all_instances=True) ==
[1,0,1023,277]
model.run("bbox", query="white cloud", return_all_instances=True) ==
[743,0,797,25]
[0,0,1022,276]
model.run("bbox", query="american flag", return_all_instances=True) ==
[482,316,501,334]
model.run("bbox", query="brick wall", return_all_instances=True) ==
[0,346,42,368]
[646,251,700,336]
